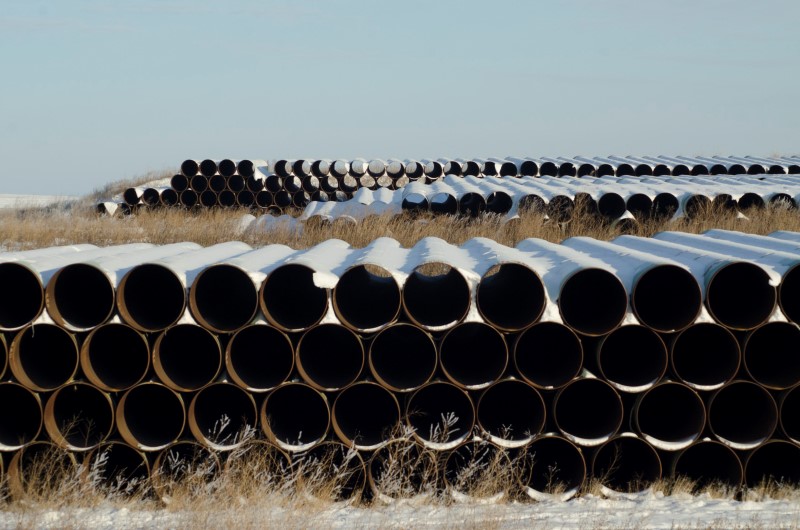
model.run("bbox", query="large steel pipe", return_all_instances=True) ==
[117,382,185,451]
[673,440,743,490]
[261,382,330,452]
[225,324,294,392]
[332,382,400,451]
[188,382,257,451]
[514,322,583,390]
[477,379,545,448]
[7,442,77,500]
[632,264,701,333]
[0,382,42,451]
[80,323,149,392]
[520,435,586,500]
[708,380,777,450]
[296,324,363,392]
[45,263,116,331]
[179,189,198,208]
[181,159,199,177]
[439,322,508,390]
[0,262,45,330]
[671,323,740,391]
[333,265,401,333]
[633,382,705,451]
[260,264,329,333]
[368,323,437,392]
[406,382,475,450]
[444,441,511,501]
[743,322,800,390]
[0,334,6,379]
[592,435,662,493]
[44,382,114,451]
[10,324,78,392]
[558,268,628,336]
[199,159,218,177]
[596,325,667,393]
[368,439,437,502]
[402,264,470,331]
[476,263,545,332]
[554,378,623,446]
[86,441,149,492]
[745,440,800,488]
[153,324,221,392]
[295,441,366,502]
[781,384,800,444]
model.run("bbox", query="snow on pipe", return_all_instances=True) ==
[553,377,623,447]
[152,441,220,498]
[591,435,662,493]
[7,442,77,500]
[123,187,144,206]
[10,324,78,392]
[225,324,294,393]
[260,263,329,332]
[744,440,800,488]
[261,382,330,452]
[368,439,437,502]
[707,380,778,450]
[514,322,583,390]
[439,322,508,390]
[43,382,114,451]
[153,324,221,392]
[0,382,42,451]
[595,325,668,393]
[402,263,471,332]
[670,323,740,391]
[476,379,546,448]
[633,382,706,451]
[406,381,475,450]
[296,324,364,392]
[333,265,401,333]
[116,382,186,452]
[476,263,546,332]
[444,441,511,501]
[294,441,366,502]
[80,323,150,392]
[672,440,743,489]
[85,441,150,490]
[519,435,586,501]
[368,323,437,393]
[188,382,257,451]
[332,382,400,451]
[743,322,800,390]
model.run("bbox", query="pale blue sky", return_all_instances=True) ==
[1,0,798,195]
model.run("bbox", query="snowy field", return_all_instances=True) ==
[0,194,78,209]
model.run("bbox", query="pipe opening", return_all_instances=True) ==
[477,263,545,332]
[592,436,661,492]
[237,159,255,177]
[297,324,363,391]
[440,323,507,390]
[209,175,226,193]
[333,382,400,450]
[118,383,185,451]
[653,193,679,218]
[264,175,283,193]
[486,191,513,214]
[11,324,77,391]
[228,174,245,192]
[769,193,796,209]
[430,193,458,215]
[518,194,546,215]
[47,263,114,330]
[554,378,622,446]
[684,194,711,218]
[481,161,498,177]
[262,383,329,451]
[635,382,705,450]
[333,265,400,333]
[407,382,475,449]
[0,383,41,450]
[558,162,576,177]
[302,175,320,193]
[559,268,627,336]
[616,164,635,177]
[520,436,585,499]
[191,265,258,333]
[245,176,263,193]
[218,159,236,177]
[218,190,236,207]
[781,384,800,443]
[45,383,113,450]
[633,265,701,333]
[199,190,217,207]
[634,164,654,177]
[291,190,311,208]
[160,188,178,206]
[8,442,76,499]
[179,189,198,208]
[295,442,365,501]
[118,264,184,332]
[577,163,596,177]
[459,193,486,216]
[626,193,653,219]
[653,164,671,176]
[402,264,470,330]
[745,164,766,175]
[0,263,43,330]
[88,442,149,490]
[728,163,746,175]
[598,325,667,391]
[546,195,574,222]
[189,383,257,450]
[596,164,615,177]
[670,164,690,176]
[226,325,293,392]
[181,160,199,177]
[690,165,710,176]
[520,160,538,176]
[190,175,209,192]
[154,324,221,391]
[236,190,255,207]
[199,159,218,177]
[142,188,160,206]
[274,190,292,208]
[123,188,141,205]
[477,379,545,446]
[671,324,740,391]
[744,322,800,389]
[745,441,800,488]
[369,324,437,392]
[709,381,777,449]
[402,195,429,213]
[780,265,800,326]
[598,193,626,219]
[81,324,149,391]
[514,322,583,389]
[368,440,437,500]
[255,191,273,208]
[708,164,727,175]
[444,441,510,499]
[706,263,775,330]
[673,441,742,490]
[499,162,517,177]
[462,161,481,176]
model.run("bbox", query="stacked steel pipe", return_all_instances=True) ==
[3,230,800,500]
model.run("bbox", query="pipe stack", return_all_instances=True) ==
[2,230,800,500]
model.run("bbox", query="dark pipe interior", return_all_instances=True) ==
[487,191,513,214]
[255,191,273,208]
[200,190,217,207]
[626,193,653,219]
[155,324,220,390]
[0,384,40,448]
[13,443,76,492]
[745,322,800,389]
[520,160,538,176]
[190,175,209,192]
[403,265,470,329]
[142,188,160,206]
[672,324,740,389]
[521,436,586,494]
[596,164,615,177]
[0,263,42,329]
[653,193,679,218]
[292,190,311,208]
[284,175,302,193]
[577,163,595,177]
[50,263,114,329]
[263,383,329,447]
[616,163,635,177]
[297,324,363,390]
[546,195,574,222]
[690,164,710,176]
[181,160,199,177]
[684,194,710,218]
[558,162,576,177]
[769,193,796,209]
[292,159,311,177]
[673,442,742,489]
[228,174,245,192]
[728,163,746,175]
[218,159,236,177]
[369,441,435,498]
[559,268,627,336]
[709,382,777,447]
[709,164,728,175]
[227,325,293,391]
[370,324,436,391]
[671,164,690,176]
[217,190,236,207]
[537,162,557,177]
[160,188,178,206]
[574,193,598,216]
[334,383,399,447]
[633,265,701,333]
[712,193,736,212]
[199,159,217,177]
[274,190,292,208]
[402,196,429,213]
[634,164,654,177]
[89,443,149,488]
[50,383,113,448]
[780,266,800,325]
[444,161,461,176]
[192,265,257,332]
[334,266,400,331]
[477,263,545,331]
[407,382,474,446]
[653,164,671,176]
[430,193,458,215]
[781,385,800,442]
[478,380,545,442]
[440,323,507,389]
[555,379,622,442]
[180,189,198,208]
[514,322,582,389]
[500,162,518,177]
[84,324,149,390]
[298,443,365,501]
[598,325,667,389]
[236,190,255,207]
[15,324,77,390]
[481,161,498,177]
[120,384,184,448]
[463,161,481,176]
[592,437,661,492]
[745,164,766,175]
[261,264,328,331]
[746,441,800,487]
[706,263,775,330]
[123,188,140,205]
[518,194,546,214]
[246,176,264,192]
[192,384,256,446]
[444,442,507,496]
[119,264,184,332]
[237,160,254,177]
[598,193,626,219]
[635,383,705,446]
[459,193,486,216]
[265,175,283,193]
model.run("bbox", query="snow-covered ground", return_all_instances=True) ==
[0,194,79,209]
